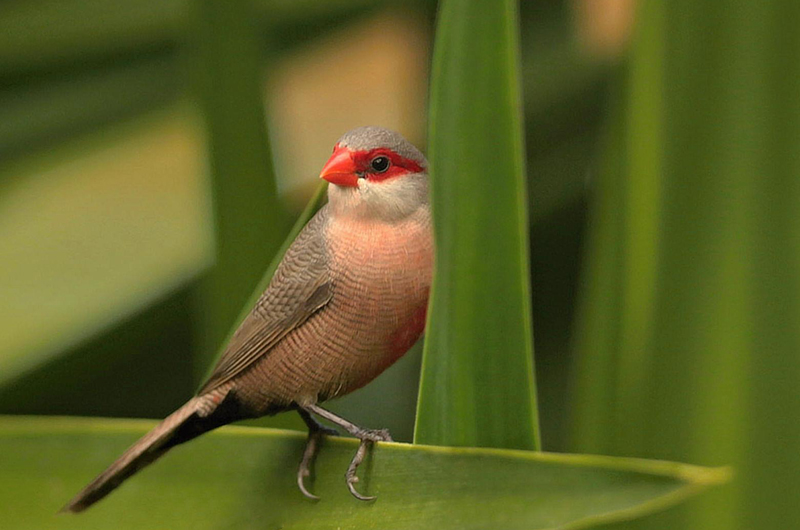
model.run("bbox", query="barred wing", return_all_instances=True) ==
[198,208,332,395]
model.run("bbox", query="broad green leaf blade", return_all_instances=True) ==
[415,0,539,449]
[0,287,197,419]
[0,0,183,76]
[0,106,211,401]
[0,55,180,165]
[190,0,292,373]
[571,2,800,529]
[0,416,727,530]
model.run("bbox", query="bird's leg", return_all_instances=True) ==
[298,407,340,436]
[304,404,392,442]
[296,408,339,500]
[303,404,392,501]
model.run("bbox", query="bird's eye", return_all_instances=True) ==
[370,156,390,173]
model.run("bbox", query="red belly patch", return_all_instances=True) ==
[388,300,428,359]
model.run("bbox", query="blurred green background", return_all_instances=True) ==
[0,0,796,528]
[0,0,606,443]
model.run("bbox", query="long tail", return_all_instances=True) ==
[61,393,231,513]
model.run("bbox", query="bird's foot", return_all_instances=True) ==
[345,428,392,501]
[301,404,392,501]
[296,409,340,500]
[359,428,392,443]
[297,429,323,500]
[345,439,374,501]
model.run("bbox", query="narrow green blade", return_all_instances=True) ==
[190,0,292,373]
[0,416,727,530]
[414,0,539,449]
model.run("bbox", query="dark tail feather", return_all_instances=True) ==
[61,396,217,513]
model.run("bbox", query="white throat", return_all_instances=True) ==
[327,172,429,222]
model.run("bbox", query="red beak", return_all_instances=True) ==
[319,146,360,187]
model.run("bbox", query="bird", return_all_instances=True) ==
[62,126,433,513]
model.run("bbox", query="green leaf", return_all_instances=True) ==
[0,0,183,76]
[0,287,197,419]
[0,54,180,165]
[414,0,539,449]
[571,1,800,529]
[0,106,211,398]
[189,0,292,373]
[0,416,728,530]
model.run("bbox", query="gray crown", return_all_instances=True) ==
[337,126,427,168]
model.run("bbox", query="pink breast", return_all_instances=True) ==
[323,212,433,393]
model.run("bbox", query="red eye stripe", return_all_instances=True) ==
[351,148,424,182]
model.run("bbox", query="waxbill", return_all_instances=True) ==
[63,126,432,512]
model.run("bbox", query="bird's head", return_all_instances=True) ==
[320,126,428,221]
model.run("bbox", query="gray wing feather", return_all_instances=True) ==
[198,207,332,395]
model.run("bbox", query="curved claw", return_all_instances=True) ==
[345,439,377,501]
[297,430,324,501]
[347,474,376,501]
[298,468,320,501]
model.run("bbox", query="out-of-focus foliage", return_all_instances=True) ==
[571,2,800,530]
[0,0,596,443]
[189,0,292,374]
[0,108,208,418]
